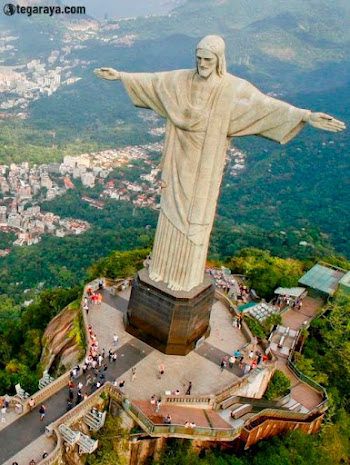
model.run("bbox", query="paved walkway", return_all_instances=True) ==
[133,400,231,429]
[274,296,325,410]
[0,409,21,432]
[2,435,55,465]
[1,287,252,464]
[282,297,323,330]
[0,339,151,464]
[93,288,249,400]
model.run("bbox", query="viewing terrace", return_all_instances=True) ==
[0,279,328,464]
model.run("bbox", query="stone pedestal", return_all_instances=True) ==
[125,268,214,355]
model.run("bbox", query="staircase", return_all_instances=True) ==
[77,433,98,454]
[84,408,107,432]
[38,371,54,390]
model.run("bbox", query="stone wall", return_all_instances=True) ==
[130,437,166,465]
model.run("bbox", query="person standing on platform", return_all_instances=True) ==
[39,404,46,421]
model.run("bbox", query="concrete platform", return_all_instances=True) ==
[89,286,250,401]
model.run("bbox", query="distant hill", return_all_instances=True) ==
[109,0,350,92]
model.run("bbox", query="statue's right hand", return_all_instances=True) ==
[94,67,121,81]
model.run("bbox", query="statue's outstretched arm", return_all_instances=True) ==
[303,111,346,133]
[94,67,121,81]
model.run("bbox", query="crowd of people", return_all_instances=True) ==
[275,294,303,311]
[220,349,268,375]
[65,318,122,411]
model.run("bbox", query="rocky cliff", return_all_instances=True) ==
[40,303,82,376]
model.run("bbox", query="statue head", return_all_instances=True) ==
[196,35,226,78]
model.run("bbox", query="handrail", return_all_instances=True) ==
[161,394,215,406]
[220,393,292,411]
[39,377,328,465]
[286,317,328,406]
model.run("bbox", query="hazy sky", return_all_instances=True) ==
[66,0,182,20]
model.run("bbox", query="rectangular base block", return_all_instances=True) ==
[125,269,214,355]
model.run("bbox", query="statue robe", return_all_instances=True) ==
[120,69,307,291]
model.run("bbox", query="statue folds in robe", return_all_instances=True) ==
[95,35,345,292]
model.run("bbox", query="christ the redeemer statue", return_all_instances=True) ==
[95,35,345,293]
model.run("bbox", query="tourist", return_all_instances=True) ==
[29,460,36,465]
[155,399,161,412]
[229,355,235,368]
[158,363,165,379]
[249,350,254,359]
[131,367,137,382]
[150,394,156,406]
[66,398,73,411]
[28,398,35,412]
[185,381,192,395]
[243,364,251,375]
[108,350,113,362]
[4,394,10,409]
[220,358,226,371]
[78,382,83,390]
[189,422,196,428]
[184,421,190,428]
[97,293,103,306]
[112,353,117,362]
[76,390,83,405]
[113,333,119,347]
[164,414,172,425]
[1,405,6,423]
[98,278,104,290]
[39,404,46,421]
[118,380,125,393]
[234,349,241,359]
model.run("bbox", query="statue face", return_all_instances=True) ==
[196,49,218,78]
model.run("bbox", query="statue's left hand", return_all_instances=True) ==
[306,112,346,132]
[94,67,121,81]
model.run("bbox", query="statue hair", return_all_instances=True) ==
[196,35,227,77]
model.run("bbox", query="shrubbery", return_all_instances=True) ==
[264,369,291,400]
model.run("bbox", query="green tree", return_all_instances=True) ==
[227,249,304,298]
[264,370,291,400]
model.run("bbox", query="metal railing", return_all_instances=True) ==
[286,315,328,409]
